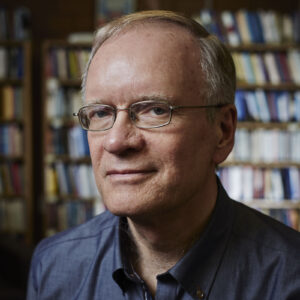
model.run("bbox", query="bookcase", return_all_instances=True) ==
[42,40,104,236]
[0,40,33,243]
[194,10,300,230]
[41,9,300,235]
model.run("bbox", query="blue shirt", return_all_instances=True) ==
[27,182,300,299]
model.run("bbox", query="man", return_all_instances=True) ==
[27,10,300,299]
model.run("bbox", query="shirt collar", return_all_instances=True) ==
[169,180,235,299]
[112,179,235,298]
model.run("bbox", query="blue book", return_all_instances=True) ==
[235,90,247,121]
[281,169,292,199]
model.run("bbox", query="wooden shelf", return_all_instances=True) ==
[236,82,300,90]
[45,195,99,203]
[0,194,25,199]
[243,200,300,209]
[0,78,23,86]
[45,154,91,164]
[228,43,300,52]
[237,122,300,129]
[221,161,300,168]
[0,155,24,162]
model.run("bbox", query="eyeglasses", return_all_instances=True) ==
[73,100,225,131]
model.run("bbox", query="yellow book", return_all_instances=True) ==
[2,85,14,119]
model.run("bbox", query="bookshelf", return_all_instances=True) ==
[0,40,33,243]
[41,9,300,234]
[194,9,300,230]
[42,40,104,236]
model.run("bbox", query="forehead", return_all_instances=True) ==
[85,22,204,104]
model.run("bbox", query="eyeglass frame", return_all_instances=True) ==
[73,100,226,131]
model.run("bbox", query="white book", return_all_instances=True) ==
[235,129,250,161]
[56,48,68,79]
[289,167,300,200]
[278,131,289,162]
[276,92,290,122]
[242,166,253,200]
[78,164,91,198]
[270,169,284,201]
[255,89,270,122]
[251,129,262,162]
[258,11,272,43]
[88,165,99,197]
[268,11,281,43]
[240,53,256,84]
[250,54,266,85]
[282,13,294,43]
[287,50,300,84]
[227,166,243,200]
[221,11,240,46]
[264,52,280,85]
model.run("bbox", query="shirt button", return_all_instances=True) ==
[196,288,205,299]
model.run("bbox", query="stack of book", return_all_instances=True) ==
[46,48,90,80]
[228,128,300,163]
[0,47,24,79]
[218,166,300,201]
[194,9,300,45]
[45,163,98,200]
[0,163,24,196]
[232,50,300,85]
[235,90,300,122]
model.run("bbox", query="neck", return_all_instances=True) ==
[127,177,218,295]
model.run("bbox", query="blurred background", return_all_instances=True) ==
[0,0,300,299]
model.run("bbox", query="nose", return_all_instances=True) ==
[102,110,145,155]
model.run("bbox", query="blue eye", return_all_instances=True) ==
[90,107,113,119]
[152,106,168,115]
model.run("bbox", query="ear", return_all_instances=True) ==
[213,104,237,165]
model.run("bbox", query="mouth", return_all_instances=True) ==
[106,169,156,183]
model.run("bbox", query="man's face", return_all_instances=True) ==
[85,23,225,220]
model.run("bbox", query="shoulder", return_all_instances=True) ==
[33,210,119,259]
[230,199,300,256]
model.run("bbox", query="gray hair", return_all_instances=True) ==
[81,10,236,109]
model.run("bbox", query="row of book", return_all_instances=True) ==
[0,47,24,79]
[218,167,300,201]
[0,163,24,196]
[45,163,98,199]
[0,199,25,232]
[194,10,300,45]
[236,90,300,122]
[0,85,23,119]
[46,200,105,235]
[228,128,300,163]
[232,50,300,85]
[0,124,23,156]
[0,6,31,40]
[47,80,82,118]
[46,125,89,157]
[46,48,91,80]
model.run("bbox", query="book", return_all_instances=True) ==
[0,47,7,79]
[220,11,241,46]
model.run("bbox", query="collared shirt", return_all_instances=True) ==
[27,182,300,300]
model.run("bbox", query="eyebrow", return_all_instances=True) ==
[85,94,175,106]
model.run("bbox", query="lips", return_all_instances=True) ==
[105,168,156,183]
[106,169,155,176]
